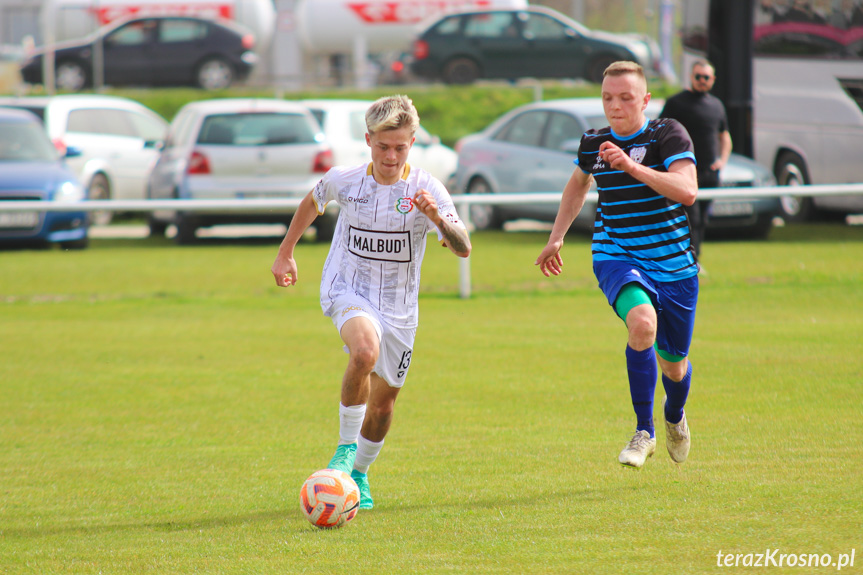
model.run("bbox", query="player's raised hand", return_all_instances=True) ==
[535,241,564,277]
[272,256,298,287]
[413,188,440,224]
[599,140,634,172]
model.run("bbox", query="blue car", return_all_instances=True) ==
[0,108,89,249]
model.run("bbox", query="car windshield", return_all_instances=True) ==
[0,120,57,162]
[197,113,317,146]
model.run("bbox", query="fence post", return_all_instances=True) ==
[457,198,472,299]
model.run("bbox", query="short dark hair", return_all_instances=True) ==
[603,61,645,80]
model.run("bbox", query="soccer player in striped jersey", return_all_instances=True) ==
[536,61,698,469]
[272,95,471,508]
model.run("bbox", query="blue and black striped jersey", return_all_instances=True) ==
[576,117,698,282]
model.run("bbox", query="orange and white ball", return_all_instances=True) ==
[299,469,360,528]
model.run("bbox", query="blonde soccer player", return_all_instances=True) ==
[271,95,471,508]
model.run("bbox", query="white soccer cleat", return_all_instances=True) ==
[663,397,691,464]
[618,430,657,468]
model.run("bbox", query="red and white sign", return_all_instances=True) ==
[346,0,490,24]
[92,3,234,26]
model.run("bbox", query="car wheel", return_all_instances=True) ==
[775,152,813,223]
[586,54,618,84]
[174,215,198,245]
[197,58,234,90]
[467,178,502,231]
[147,217,168,238]
[442,57,480,84]
[750,213,775,239]
[87,173,112,226]
[56,61,88,91]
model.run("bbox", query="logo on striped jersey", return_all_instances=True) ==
[629,146,647,164]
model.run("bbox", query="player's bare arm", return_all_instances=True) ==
[535,168,592,277]
[598,140,698,206]
[271,191,320,287]
[413,188,472,258]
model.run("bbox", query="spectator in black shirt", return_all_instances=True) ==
[660,60,732,258]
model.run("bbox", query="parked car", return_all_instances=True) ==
[147,98,334,244]
[0,108,88,249]
[410,6,660,84]
[301,99,458,185]
[0,94,168,225]
[454,98,780,238]
[19,15,257,91]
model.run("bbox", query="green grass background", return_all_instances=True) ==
[1,225,861,574]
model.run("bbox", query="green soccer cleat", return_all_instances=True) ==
[327,443,357,474]
[351,470,374,509]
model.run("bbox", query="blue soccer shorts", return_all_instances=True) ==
[593,259,699,359]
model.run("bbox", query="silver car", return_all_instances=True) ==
[454,98,779,238]
[147,98,333,244]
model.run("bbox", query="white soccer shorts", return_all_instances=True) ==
[328,295,416,388]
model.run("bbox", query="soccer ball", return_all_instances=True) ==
[299,469,360,529]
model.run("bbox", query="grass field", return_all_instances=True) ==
[1,224,861,574]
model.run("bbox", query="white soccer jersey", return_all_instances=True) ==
[313,163,465,329]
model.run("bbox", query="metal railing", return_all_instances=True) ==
[2,183,862,298]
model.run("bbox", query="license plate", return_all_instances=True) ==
[0,211,39,228]
[709,201,755,217]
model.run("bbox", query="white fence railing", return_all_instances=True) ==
[2,183,862,213]
[2,183,862,298]
[3,183,863,213]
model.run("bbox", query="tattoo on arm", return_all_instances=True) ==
[437,217,471,254]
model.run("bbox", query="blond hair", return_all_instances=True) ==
[365,95,420,136]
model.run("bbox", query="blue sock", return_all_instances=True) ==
[662,362,692,424]
[626,345,657,438]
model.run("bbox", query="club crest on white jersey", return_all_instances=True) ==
[395,197,414,214]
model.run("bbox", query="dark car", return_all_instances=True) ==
[0,108,89,250]
[19,16,257,91]
[410,6,660,84]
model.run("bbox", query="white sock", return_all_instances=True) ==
[338,403,366,446]
[354,435,384,474]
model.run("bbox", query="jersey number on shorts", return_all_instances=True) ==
[397,350,412,379]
